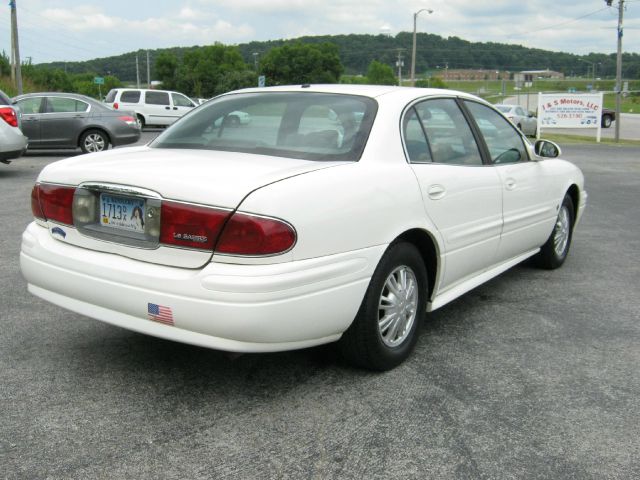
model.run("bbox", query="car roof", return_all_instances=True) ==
[225,84,487,105]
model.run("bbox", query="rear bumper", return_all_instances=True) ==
[21,222,383,352]
[111,129,141,147]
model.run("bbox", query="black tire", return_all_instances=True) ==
[535,194,575,269]
[602,115,612,129]
[339,242,428,371]
[79,129,110,154]
[137,114,146,129]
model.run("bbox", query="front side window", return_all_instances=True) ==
[145,91,170,106]
[150,92,377,162]
[172,93,195,108]
[465,101,528,164]
[45,97,89,113]
[411,98,483,166]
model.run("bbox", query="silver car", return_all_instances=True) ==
[494,104,537,137]
[0,89,28,164]
[13,92,141,154]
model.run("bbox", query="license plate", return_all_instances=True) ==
[100,193,145,233]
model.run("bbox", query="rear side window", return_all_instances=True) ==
[16,97,43,114]
[150,92,377,162]
[408,98,483,166]
[145,91,170,106]
[120,91,141,103]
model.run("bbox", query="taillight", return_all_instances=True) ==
[32,184,75,225]
[113,102,119,110]
[160,201,230,250]
[0,106,18,127]
[118,115,137,126]
[216,212,296,256]
[31,185,45,220]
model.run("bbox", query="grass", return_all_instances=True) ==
[542,133,640,147]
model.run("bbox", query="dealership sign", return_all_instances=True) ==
[537,92,604,141]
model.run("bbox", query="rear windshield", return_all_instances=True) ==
[150,92,377,162]
[105,89,117,103]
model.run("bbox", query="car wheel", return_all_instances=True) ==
[339,242,427,371]
[80,130,109,154]
[602,115,612,128]
[137,114,146,129]
[535,194,575,269]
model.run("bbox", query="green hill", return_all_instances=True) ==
[37,33,639,83]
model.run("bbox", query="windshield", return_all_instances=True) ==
[495,105,512,113]
[150,92,377,162]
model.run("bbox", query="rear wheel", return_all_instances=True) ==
[339,242,427,371]
[137,114,146,129]
[80,130,109,154]
[535,194,574,269]
[602,114,612,128]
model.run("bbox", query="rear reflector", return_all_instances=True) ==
[216,212,296,256]
[33,184,75,225]
[0,106,18,127]
[159,201,230,250]
[113,102,119,110]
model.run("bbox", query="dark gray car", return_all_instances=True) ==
[12,92,141,154]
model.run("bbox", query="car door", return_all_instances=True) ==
[405,98,503,291]
[14,97,44,146]
[170,92,196,122]
[463,100,557,263]
[40,97,90,147]
[143,91,173,125]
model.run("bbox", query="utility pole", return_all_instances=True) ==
[614,0,624,143]
[10,0,23,95]
[396,50,404,87]
[146,50,150,88]
[136,55,140,88]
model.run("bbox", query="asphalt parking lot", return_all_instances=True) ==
[1,136,639,479]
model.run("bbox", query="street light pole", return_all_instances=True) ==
[614,0,624,142]
[411,8,433,87]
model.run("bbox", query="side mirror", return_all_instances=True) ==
[534,139,561,158]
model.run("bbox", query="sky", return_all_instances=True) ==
[1,0,638,65]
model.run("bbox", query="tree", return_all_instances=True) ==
[260,43,343,85]
[155,52,178,90]
[366,60,396,85]
[176,44,250,98]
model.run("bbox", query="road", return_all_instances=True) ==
[1,137,639,479]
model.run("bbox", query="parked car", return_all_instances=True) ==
[601,108,615,128]
[13,93,140,154]
[21,85,586,370]
[105,88,197,128]
[494,104,537,136]
[0,88,28,164]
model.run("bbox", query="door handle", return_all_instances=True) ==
[427,184,446,200]
[505,178,517,190]
[165,106,171,110]
[173,107,178,110]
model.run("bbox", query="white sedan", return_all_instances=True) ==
[21,85,586,370]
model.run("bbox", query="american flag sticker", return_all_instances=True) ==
[148,302,174,326]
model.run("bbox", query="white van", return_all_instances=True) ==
[104,88,197,128]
